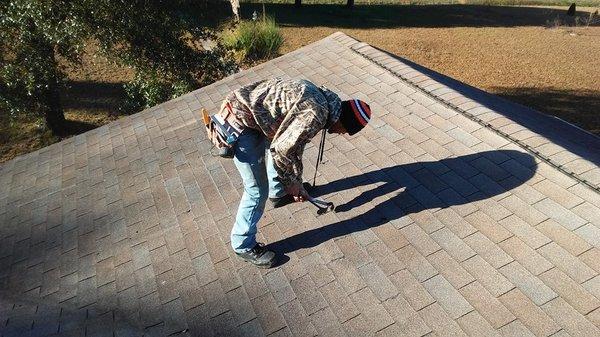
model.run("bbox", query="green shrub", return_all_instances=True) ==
[222,16,283,62]
[122,71,195,112]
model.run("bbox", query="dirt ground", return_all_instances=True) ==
[2,4,599,163]
[269,4,600,137]
[281,25,599,132]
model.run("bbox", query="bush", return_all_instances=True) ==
[120,42,237,113]
[122,71,195,112]
[222,16,283,62]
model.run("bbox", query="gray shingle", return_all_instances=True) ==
[2,32,600,337]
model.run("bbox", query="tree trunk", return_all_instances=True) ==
[39,39,67,136]
[42,80,66,136]
[346,0,354,8]
[230,0,240,21]
[295,0,302,7]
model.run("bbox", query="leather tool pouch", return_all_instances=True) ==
[204,101,244,158]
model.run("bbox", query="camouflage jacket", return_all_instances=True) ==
[225,78,342,187]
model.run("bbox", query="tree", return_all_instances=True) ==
[1,0,236,136]
[1,1,87,135]
[230,0,241,21]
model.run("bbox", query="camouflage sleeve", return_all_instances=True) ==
[269,98,326,188]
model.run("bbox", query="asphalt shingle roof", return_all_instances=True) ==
[1,32,600,336]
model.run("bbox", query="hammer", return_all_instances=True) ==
[307,195,335,215]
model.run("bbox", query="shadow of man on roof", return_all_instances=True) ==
[269,149,537,256]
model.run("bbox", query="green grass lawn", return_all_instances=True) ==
[235,2,597,29]
[242,0,600,7]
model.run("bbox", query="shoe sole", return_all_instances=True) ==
[256,261,276,269]
[236,255,277,269]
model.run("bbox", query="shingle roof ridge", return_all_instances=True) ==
[328,32,600,193]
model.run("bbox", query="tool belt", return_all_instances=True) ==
[202,101,245,158]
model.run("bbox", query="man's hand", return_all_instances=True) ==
[286,182,309,202]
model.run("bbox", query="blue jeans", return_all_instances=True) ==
[231,129,285,253]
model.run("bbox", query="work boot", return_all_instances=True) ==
[269,194,295,208]
[235,243,277,268]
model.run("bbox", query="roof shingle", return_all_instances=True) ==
[1,32,599,336]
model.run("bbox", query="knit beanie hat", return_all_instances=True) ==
[339,99,371,135]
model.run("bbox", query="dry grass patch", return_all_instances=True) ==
[264,4,600,135]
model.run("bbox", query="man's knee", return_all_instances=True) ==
[257,185,269,205]
[244,180,269,203]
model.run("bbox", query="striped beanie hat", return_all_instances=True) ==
[340,99,371,136]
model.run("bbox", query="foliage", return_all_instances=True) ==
[0,0,237,135]
[123,71,195,112]
[83,1,237,111]
[222,15,283,62]
[0,1,87,133]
